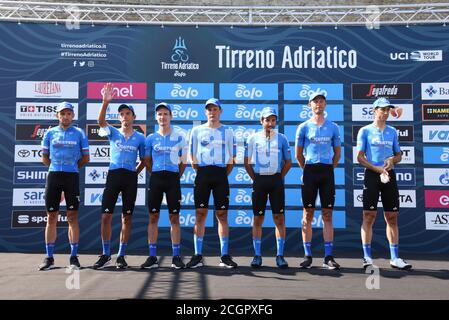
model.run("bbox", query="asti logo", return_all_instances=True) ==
[235,210,253,225]
[181,191,195,205]
[300,105,327,119]
[170,84,198,99]
[299,85,327,99]
[439,170,449,185]
[235,84,263,99]
[235,189,251,204]
[172,105,198,119]
[179,213,196,226]
[235,105,262,120]
[441,148,449,162]
[181,170,196,183]
[235,168,252,182]
[171,37,189,63]
[425,85,438,97]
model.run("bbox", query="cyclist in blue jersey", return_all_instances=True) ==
[357,97,412,270]
[244,107,292,269]
[93,83,146,270]
[140,102,187,269]
[186,98,238,268]
[295,92,342,270]
[38,102,89,270]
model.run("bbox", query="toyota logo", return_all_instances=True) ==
[18,150,30,157]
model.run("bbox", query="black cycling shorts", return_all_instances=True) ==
[194,166,229,210]
[252,173,285,216]
[102,168,138,215]
[363,169,400,212]
[45,171,80,212]
[301,163,335,209]
[148,171,181,214]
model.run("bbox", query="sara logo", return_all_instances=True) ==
[170,84,198,99]
[235,189,251,204]
[235,84,263,99]
[235,168,252,182]
[235,211,253,226]
[235,105,262,120]
[172,105,198,120]
[299,85,327,99]
[171,37,189,62]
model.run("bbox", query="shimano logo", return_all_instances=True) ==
[172,105,198,119]
[235,84,263,99]
[170,84,198,99]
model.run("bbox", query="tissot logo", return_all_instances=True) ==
[422,104,449,121]
[11,211,68,228]
[351,83,413,100]
[16,102,79,120]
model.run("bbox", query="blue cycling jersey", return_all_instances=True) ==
[295,119,341,165]
[357,123,401,166]
[245,131,291,175]
[99,125,145,171]
[145,128,187,173]
[189,124,235,167]
[42,126,89,173]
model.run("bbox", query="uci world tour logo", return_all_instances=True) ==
[160,36,200,78]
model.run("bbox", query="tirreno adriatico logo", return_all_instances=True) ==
[160,37,200,78]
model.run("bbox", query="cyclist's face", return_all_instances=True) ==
[374,107,390,121]
[309,96,326,115]
[119,109,135,127]
[56,109,74,127]
[261,115,276,130]
[205,105,222,122]
[156,108,172,126]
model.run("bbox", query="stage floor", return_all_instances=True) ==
[1,253,448,300]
